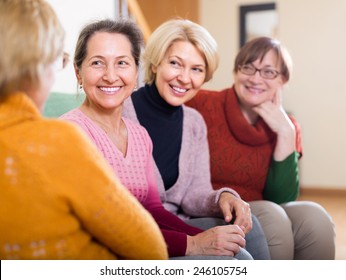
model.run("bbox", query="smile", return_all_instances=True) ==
[245,85,264,94]
[99,86,121,95]
[171,85,188,95]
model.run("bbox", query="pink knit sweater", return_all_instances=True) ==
[60,108,202,257]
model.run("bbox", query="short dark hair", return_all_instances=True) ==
[74,18,143,70]
[234,37,292,82]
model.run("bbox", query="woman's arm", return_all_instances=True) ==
[263,151,300,203]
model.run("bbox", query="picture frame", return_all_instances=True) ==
[239,3,277,48]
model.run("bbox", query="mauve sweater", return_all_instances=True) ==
[122,84,240,220]
[60,108,202,257]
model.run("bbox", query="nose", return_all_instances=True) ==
[177,68,190,84]
[103,66,118,83]
[248,69,262,83]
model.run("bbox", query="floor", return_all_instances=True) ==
[298,188,346,260]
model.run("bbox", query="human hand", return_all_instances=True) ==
[252,90,296,160]
[186,225,246,256]
[218,192,252,234]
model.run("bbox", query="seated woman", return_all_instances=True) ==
[122,19,270,259]
[186,36,335,259]
[0,0,167,260]
[60,18,251,260]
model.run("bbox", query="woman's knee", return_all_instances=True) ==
[281,201,335,259]
[249,200,294,259]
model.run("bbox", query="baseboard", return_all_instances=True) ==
[300,186,346,196]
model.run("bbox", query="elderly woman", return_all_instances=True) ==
[187,36,335,259]
[122,19,270,259]
[0,0,167,260]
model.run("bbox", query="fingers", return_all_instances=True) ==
[219,202,234,224]
[218,193,252,235]
[227,200,252,234]
[186,225,246,256]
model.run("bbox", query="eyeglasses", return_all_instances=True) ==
[53,52,70,71]
[238,64,280,80]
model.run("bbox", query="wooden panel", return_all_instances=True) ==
[136,0,200,32]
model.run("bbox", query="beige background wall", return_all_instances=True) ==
[201,0,346,190]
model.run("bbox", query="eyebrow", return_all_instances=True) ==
[168,55,206,68]
[88,54,132,61]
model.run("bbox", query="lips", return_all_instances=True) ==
[171,85,188,96]
[99,86,121,95]
[245,85,264,95]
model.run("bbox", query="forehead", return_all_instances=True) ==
[166,40,206,65]
[252,49,279,68]
[86,32,132,54]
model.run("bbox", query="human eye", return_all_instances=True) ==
[90,59,105,68]
[262,68,278,78]
[192,66,205,73]
[241,64,255,73]
[118,60,130,67]
[169,59,181,68]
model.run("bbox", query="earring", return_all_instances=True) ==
[78,84,83,93]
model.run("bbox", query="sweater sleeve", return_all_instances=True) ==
[263,115,303,204]
[179,108,240,218]
[142,140,202,257]
[263,151,300,203]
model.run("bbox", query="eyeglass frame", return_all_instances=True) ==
[237,64,280,80]
[53,52,70,71]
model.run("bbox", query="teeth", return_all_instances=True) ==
[172,86,187,93]
[99,87,120,92]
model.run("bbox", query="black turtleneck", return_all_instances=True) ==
[131,83,183,190]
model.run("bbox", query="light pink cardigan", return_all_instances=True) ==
[122,98,240,220]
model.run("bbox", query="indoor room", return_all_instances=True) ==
[45,0,346,260]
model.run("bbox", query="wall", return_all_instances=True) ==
[137,0,199,32]
[46,0,116,94]
[201,0,346,189]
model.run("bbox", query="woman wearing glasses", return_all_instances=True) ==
[187,37,335,259]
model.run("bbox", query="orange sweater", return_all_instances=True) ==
[0,93,168,260]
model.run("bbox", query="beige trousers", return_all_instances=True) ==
[249,200,336,259]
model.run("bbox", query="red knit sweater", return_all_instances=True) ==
[186,87,302,201]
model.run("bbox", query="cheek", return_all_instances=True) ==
[44,67,56,91]
[193,75,206,89]
[82,71,100,86]
[124,69,138,85]
[234,73,247,85]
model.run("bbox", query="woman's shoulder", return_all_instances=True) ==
[182,105,207,137]
[186,88,229,111]
[42,117,91,142]
[182,105,205,122]
[123,116,150,137]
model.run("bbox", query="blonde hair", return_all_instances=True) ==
[0,0,65,97]
[143,19,219,84]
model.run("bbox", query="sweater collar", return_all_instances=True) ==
[138,83,182,116]
[0,92,40,130]
[224,86,275,146]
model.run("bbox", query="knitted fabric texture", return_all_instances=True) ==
[186,87,302,201]
[0,93,167,260]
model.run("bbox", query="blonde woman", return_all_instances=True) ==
[122,19,270,259]
[0,0,167,260]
